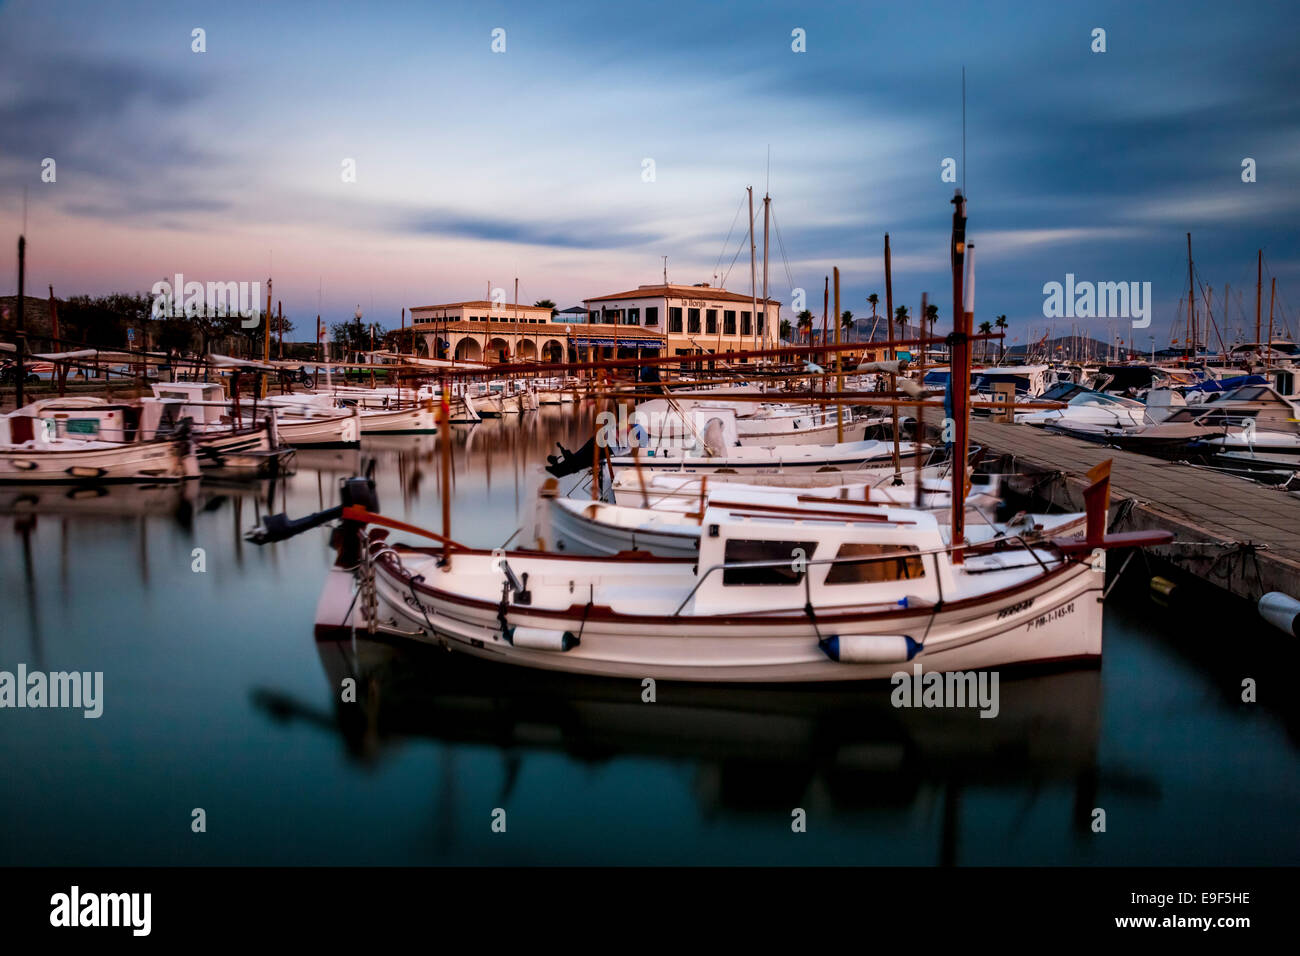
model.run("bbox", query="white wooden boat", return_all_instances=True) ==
[608,438,929,475]
[609,466,1001,509]
[541,492,1084,559]
[324,470,1134,682]
[0,414,199,483]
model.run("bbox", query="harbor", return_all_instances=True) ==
[2,3,1298,929]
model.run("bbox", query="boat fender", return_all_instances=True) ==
[820,634,920,663]
[506,626,580,652]
[1258,591,1300,637]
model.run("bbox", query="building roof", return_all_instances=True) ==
[583,284,781,306]
[409,301,552,312]
[429,320,664,339]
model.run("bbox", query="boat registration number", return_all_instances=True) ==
[1026,602,1074,630]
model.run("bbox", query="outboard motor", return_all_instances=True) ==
[245,474,379,558]
[545,437,600,478]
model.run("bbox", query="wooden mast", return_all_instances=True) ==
[1185,234,1194,361]
[1256,249,1263,356]
[833,266,842,442]
[1268,276,1277,366]
[949,190,969,562]
[884,233,902,485]
[762,191,771,356]
[748,187,758,353]
[914,291,927,507]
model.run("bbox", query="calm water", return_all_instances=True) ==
[2,407,1297,866]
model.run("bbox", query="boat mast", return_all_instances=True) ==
[884,233,902,485]
[748,187,758,354]
[1186,233,1194,362]
[1268,276,1276,365]
[949,189,969,562]
[762,191,771,356]
[1256,249,1263,357]
[14,235,25,410]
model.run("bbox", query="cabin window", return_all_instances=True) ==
[722,539,817,586]
[824,543,924,584]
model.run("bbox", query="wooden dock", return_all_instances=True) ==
[969,420,1300,605]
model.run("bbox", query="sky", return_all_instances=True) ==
[1,0,1298,347]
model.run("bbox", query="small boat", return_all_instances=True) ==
[0,413,199,484]
[249,462,1169,683]
[607,438,930,475]
[540,489,1084,559]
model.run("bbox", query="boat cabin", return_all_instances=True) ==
[688,505,951,614]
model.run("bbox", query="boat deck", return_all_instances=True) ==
[969,419,1300,603]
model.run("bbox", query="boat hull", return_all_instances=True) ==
[366,550,1104,682]
[0,439,200,484]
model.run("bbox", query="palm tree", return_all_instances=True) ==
[779,318,792,342]
[994,314,1008,361]
[925,303,939,360]
[866,293,880,356]
[840,310,854,337]
[796,309,814,343]
[533,298,557,318]
[894,305,909,347]
[978,320,993,362]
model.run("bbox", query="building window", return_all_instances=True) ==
[757,310,766,334]
[723,539,818,586]
[669,307,683,333]
[626,308,640,325]
[724,310,736,335]
[588,311,599,323]
[687,308,701,334]
[741,311,752,335]
[706,309,717,334]
[645,307,659,326]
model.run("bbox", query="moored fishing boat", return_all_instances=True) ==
[249,460,1165,682]
[0,413,199,483]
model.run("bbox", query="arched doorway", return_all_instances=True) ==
[542,339,564,363]
[455,338,482,362]
[487,338,510,363]
[516,339,538,362]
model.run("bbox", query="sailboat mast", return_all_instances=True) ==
[884,233,902,485]
[1256,249,1263,353]
[762,193,770,354]
[1186,233,1194,360]
[748,187,757,353]
[950,190,970,563]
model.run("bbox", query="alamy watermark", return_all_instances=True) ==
[1042,274,1152,329]
[891,663,999,718]
[151,273,262,327]
[0,664,103,718]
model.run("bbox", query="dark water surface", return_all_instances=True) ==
[2,408,1297,865]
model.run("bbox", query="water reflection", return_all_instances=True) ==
[252,638,1132,864]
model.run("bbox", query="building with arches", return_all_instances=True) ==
[409,299,664,366]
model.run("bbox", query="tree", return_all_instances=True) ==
[534,299,557,318]
[779,318,792,342]
[796,310,814,342]
[840,310,854,337]
[994,314,1008,360]
[894,305,909,344]
[978,320,993,362]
